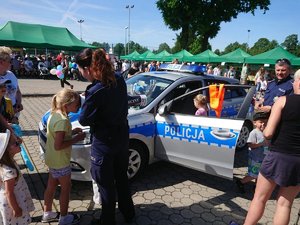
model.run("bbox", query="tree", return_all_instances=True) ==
[214,49,221,55]
[127,41,148,54]
[90,42,110,52]
[222,42,247,55]
[156,0,270,52]
[113,43,125,57]
[281,34,299,56]
[249,38,278,55]
[155,43,171,54]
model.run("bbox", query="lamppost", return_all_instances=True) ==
[125,26,128,55]
[78,19,84,41]
[247,29,251,50]
[126,5,134,54]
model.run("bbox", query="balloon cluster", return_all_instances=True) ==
[69,62,77,69]
[50,65,64,79]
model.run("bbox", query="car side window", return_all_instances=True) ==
[165,81,203,115]
[224,87,246,99]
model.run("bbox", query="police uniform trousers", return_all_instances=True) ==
[90,124,135,225]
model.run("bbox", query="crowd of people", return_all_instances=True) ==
[9,52,82,81]
[0,44,299,225]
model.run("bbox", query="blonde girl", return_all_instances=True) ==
[42,89,85,225]
[194,94,208,116]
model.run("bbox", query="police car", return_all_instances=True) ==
[38,64,254,181]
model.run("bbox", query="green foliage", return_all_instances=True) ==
[113,43,125,57]
[281,34,299,56]
[171,36,182,53]
[127,41,148,54]
[155,43,171,54]
[189,37,212,54]
[249,38,278,55]
[214,49,221,55]
[90,42,110,52]
[222,42,247,54]
[156,0,270,52]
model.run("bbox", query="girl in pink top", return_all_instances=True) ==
[194,94,208,116]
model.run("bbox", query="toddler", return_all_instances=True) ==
[236,111,270,193]
[194,94,208,116]
[0,129,34,225]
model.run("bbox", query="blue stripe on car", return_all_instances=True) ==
[156,121,238,149]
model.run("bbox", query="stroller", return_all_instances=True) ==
[38,61,50,79]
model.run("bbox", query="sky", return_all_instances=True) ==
[1,0,300,52]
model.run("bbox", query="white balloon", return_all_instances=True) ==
[50,68,57,75]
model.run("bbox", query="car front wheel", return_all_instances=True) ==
[127,143,147,180]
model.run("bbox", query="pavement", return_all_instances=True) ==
[16,78,300,225]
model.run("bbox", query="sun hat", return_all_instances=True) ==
[0,78,11,85]
[0,129,10,159]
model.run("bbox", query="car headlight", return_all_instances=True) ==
[73,129,91,145]
[39,121,46,132]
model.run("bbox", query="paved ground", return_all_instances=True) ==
[16,78,300,225]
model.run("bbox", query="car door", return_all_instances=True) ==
[154,85,245,179]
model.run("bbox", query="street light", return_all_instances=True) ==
[78,19,84,41]
[247,29,251,50]
[126,5,134,54]
[124,26,128,55]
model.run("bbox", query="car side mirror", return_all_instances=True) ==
[158,105,167,116]
[158,101,173,116]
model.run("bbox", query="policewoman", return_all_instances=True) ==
[75,48,135,225]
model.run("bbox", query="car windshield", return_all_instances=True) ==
[126,74,173,110]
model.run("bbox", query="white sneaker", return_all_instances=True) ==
[41,211,59,223]
[59,214,80,225]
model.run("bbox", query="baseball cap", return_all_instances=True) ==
[0,78,11,85]
[0,129,10,159]
[253,111,270,121]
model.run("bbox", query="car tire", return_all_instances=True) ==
[236,120,253,151]
[127,142,148,180]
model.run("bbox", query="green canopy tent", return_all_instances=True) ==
[292,57,300,66]
[245,46,297,65]
[136,50,155,61]
[145,50,171,61]
[188,49,220,63]
[120,50,140,60]
[163,49,193,62]
[0,21,95,51]
[216,48,251,63]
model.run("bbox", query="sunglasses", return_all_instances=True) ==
[276,58,291,66]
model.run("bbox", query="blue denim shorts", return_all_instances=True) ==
[49,166,71,179]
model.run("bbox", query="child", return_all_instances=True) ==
[0,79,16,124]
[42,89,85,225]
[0,129,35,225]
[194,94,208,116]
[236,111,270,193]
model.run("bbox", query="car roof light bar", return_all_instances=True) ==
[159,63,206,74]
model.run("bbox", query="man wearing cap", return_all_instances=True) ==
[0,46,23,114]
[255,58,293,112]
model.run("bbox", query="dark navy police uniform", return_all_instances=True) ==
[263,75,293,107]
[79,74,135,225]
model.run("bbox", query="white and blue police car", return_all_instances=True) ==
[38,64,254,181]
